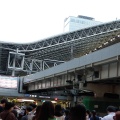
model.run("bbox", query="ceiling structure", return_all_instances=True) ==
[0,20,120,76]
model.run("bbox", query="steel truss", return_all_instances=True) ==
[23,58,64,74]
[0,20,120,75]
[1,20,120,53]
[8,52,65,75]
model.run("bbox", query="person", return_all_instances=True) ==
[90,110,100,120]
[0,102,16,120]
[54,104,65,120]
[101,106,116,120]
[0,98,8,113]
[21,106,33,120]
[69,104,86,120]
[28,103,37,120]
[12,109,18,120]
[113,111,120,120]
[18,105,26,120]
[64,109,70,120]
[32,105,41,120]
[86,110,91,120]
[36,101,56,120]
[29,103,37,115]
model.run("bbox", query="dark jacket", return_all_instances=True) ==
[90,116,100,120]
[21,115,28,120]
[0,110,17,120]
[0,106,4,113]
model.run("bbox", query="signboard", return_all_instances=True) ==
[0,76,17,89]
[24,94,30,97]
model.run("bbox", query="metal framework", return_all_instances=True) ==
[23,58,64,73]
[0,20,120,76]
[8,51,65,75]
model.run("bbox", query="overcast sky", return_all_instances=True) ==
[0,0,120,43]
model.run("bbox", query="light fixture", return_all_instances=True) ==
[17,99,35,102]
[104,42,108,45]
[51,101,57,103]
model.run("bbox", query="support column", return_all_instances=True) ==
[70,95,77,107]
[12,70,15,76]
[71,45,73,60]
[12,55,16,76]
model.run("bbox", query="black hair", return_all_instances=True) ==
[4,102,15,110]
[55,104,63,117]
[91,110,97,117]
[1,99,8,104]
[55,104,61,111]
[38,101,55,120]
[33,105,42,120]
[29,103,37,109]
[69,104,86,120]
[26,106,33,112]
[86,109,91,118]
[107,106,116,112]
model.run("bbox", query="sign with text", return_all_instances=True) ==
[0,76,17,89]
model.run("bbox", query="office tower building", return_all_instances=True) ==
[64,15,102,32]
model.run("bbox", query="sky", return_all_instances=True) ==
[0,0,120,43]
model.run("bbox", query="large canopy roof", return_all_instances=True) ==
[0,20,120,76]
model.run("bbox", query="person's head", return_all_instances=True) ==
[86,109,91,118]
[107,106,116,113]
[91,110,96,116]
[55,104,62,112]
[4,102,15,111]
[29,103,37,110]
[55,104,63,116]
[1,99,8,107]
[38,101,54,120]
[70,104,86,120]
[26,106,33,114]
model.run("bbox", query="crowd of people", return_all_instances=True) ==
[0,98,120,120]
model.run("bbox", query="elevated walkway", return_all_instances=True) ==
[24,42,120,85]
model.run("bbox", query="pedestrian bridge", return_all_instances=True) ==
[23,42,120,98]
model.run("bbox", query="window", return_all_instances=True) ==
[71,19,75,22]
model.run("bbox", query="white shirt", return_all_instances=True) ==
[54,115,65,120]
[28,110,35,120]
[101,112,115,120]
[86,115,90,120]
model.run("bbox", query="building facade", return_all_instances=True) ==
[64,15,102,32]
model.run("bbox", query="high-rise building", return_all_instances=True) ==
[64,15,102,32]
